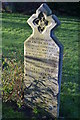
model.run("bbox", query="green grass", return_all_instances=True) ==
[2,13,80,119]
[2,103,24,118]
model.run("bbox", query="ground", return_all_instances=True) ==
[1,13,80,119]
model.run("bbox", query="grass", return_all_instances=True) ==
[2,12,80,119]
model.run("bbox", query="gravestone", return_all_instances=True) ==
[24,3,63,118]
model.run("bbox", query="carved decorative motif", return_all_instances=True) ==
[33,12,48,33]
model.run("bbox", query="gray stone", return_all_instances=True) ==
[24,3,63,118]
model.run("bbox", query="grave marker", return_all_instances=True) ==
[24,3,63,117]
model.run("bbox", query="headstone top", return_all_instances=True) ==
[27,3,60,34]
[36,3,52,16]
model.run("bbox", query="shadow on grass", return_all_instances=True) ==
[2,100,55,120]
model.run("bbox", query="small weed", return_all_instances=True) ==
[2,58,24,107]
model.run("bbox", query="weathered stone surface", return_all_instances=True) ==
[24,3,63,118]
